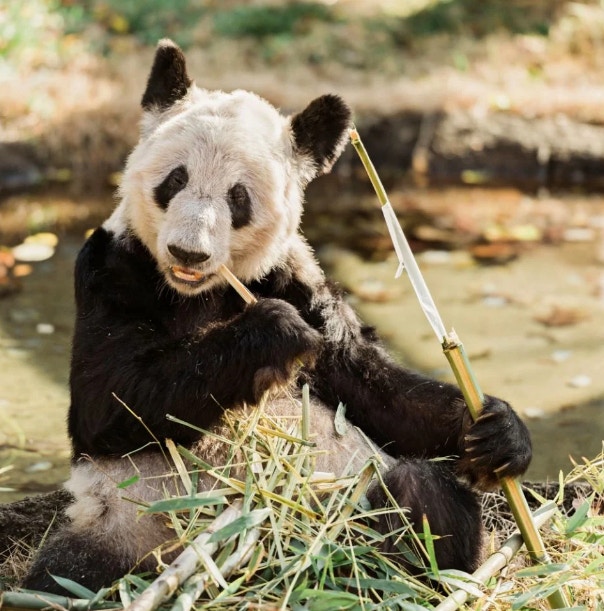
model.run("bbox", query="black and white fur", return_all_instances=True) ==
[23,40,532,593]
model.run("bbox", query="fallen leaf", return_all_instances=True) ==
[534,305,589,327]
[12,242,55,262]
[13,264,33,278]
[24,232,59,247]
[470,242,519,264]
[0,249,15,267]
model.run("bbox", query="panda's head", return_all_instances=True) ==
[110,39,351,296]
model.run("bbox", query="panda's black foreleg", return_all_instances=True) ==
[310,337,532,490]
[69,297,322,455]
[367,459,483,573]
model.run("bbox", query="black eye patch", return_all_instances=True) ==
[227,183,252,229]
[154,165,188,210]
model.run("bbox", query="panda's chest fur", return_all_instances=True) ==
[111,231,247,340]
[159,292,244,340]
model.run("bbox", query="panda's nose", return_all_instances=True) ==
[167,244,211,266]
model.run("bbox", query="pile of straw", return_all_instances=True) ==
[3,390,603,610]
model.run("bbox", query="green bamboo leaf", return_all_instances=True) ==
[50,574,96,599]
[88,586,113,607]
[145,495,226,513]
[565,496,593,535]
[207,507,270,543]
[116,474,140,489]
[211,574,246,602]
[422,514,439,579]
[243,542,265,581]
[511,586,542,609]
[516,563,569,577]
[296,589,362,610]
[122,572,151,592]
[337,577,416,595]
[214,537,237,566]
[176,444,213,470]
[511,583,577,610]
[585,554,604,573]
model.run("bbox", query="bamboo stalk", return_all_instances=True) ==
[125,500,244,611]
[349,128,571,608]
[0,591,118,611]
[442,334,553,564]
[435,502,558,611]
[171,525,260,611]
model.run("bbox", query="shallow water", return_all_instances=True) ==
[320,240,604,481]
[1,190,603,502]
[0,236,76,503]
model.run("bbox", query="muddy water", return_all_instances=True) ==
[0,237,78,503]
[1,192,604,502]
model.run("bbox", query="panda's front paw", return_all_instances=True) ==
[459,396,532,490]
[244,299,322,400]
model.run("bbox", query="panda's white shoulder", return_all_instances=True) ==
[102,199,129,238]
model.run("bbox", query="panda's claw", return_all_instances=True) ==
[458,395,532,490]
[493,461,512,474]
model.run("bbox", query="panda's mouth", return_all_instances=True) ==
[169,265,208,285]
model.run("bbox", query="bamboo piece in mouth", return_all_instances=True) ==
[219,264,257,304]
[217,265,306,371]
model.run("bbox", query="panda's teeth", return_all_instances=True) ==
[170,266,205,282]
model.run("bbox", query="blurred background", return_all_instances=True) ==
[2,0,604,501]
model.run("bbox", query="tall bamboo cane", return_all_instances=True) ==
[349,128,571,608]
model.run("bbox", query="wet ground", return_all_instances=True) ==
[0,235,77,503]
[1,189,603,502]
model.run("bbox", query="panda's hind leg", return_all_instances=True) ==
[21,454,178,594]
[21,526,133,595]
[367,459,483,573]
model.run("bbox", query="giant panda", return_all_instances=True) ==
[23,39,532,594]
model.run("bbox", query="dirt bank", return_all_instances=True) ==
[5,1,604,196]
[5,108,604,197]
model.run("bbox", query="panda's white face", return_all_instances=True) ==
[105,40,350,297]
[116,90,303,296]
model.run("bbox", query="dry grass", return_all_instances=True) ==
[0,540,36,592]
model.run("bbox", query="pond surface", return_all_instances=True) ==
[0,236,77,503]
[320,243,604,481]
[1,189,603,502]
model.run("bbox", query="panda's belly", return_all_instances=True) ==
[256,394,395,475]
[65,391,393,544]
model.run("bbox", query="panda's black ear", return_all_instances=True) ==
[291,94,352,175]
[141,39,193,111]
